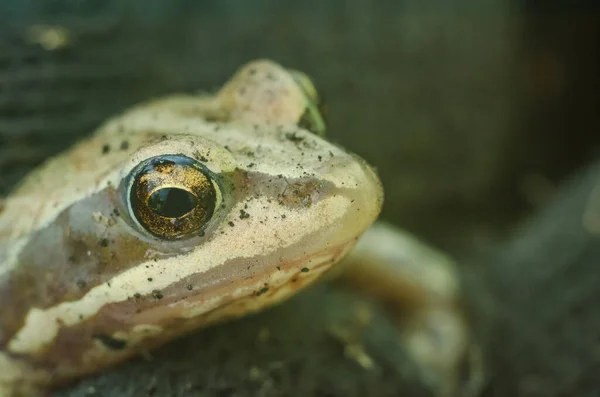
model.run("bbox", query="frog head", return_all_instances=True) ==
[0,60,383,389]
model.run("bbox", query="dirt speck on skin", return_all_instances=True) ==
[285,132,304,143]
[93,334,127,350]
[256,287,269,296]
[278,181,319,208]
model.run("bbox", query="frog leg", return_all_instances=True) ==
[335,221,483,397]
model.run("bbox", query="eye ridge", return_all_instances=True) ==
[128,154,219,240]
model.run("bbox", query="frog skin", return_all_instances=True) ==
[0,60,472,397]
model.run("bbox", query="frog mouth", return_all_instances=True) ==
[127,235,358,327]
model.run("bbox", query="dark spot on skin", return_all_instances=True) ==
[291,278,298,283]
[152,290,164,299]
[247,163,255,168]
[301,267,310,273]
[98,238,109,247]
[134,293,141,299]
[120,140,129,150]
[193,151,209,162]
[281,214,286,219]
[248,68,257,75]
[101,144,110,154]
[93,334,127,350]
[199,230,205,237]
[329,151,334,157]
[239,209,250,219]
[113,208,120,217]
[186,285,193,291]
[285,132,304,143]
[76,279,87,289]
[228,221,235,227]
[276,266,281,271]
[147,278,153,282]
[255,287,269,296]
[161,135,167,140]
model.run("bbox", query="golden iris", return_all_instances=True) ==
[128,155,218,239]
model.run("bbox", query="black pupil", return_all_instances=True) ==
[148,188,198,218]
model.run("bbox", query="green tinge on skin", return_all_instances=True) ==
[289,70,327,138]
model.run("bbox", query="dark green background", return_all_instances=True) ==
[2,0,598,255]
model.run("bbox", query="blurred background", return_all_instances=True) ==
[0,0,599,256]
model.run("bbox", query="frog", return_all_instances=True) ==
[0,60,473,397]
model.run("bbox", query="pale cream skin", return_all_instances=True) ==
[0,60,470,397]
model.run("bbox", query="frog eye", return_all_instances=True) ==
[289,70,327,137]
[127,155,221,240]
